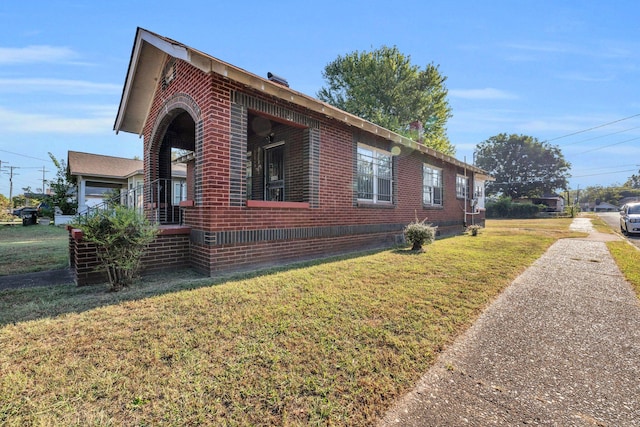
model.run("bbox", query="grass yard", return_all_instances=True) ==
[0,224,69,275]
[0,218,587,425]
[587,213,640,297]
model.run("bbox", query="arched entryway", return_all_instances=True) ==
[149,106,198,224]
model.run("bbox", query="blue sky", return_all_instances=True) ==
[1,0,639,199]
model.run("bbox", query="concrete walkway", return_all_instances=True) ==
[379,217,640,426]
[0,268,73,290]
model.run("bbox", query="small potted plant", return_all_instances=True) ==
[39,206,53,225]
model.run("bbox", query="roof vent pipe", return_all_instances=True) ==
[267,72,289,87]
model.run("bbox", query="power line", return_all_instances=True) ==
[545,113,640,143]
[560,126,640,147]
[573,135,640,155]
[571,169,638,178]
[0,149,50,163]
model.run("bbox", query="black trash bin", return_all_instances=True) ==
[21,208,38,226]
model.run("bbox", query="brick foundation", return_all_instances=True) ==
[68,225,191,286]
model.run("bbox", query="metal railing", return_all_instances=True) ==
[77,178,186,225]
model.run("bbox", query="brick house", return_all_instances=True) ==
[74,27,489,280]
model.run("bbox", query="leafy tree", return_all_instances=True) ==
[45,152,77,215]
[578,185,640,206]
[0,194,11,221]
[625,171,640,188]
[12,194,26,209]
[317,45,455,155]
[475,133,571,199]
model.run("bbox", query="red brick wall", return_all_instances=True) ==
[137,57,485,276]
[69,227,190,286]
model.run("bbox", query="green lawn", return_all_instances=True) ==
[0,218,623,426]
[587,213,640,297]
[0,224,69,275]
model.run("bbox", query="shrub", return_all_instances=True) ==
[404,217,437,251]
[486,197,542,218]
[466,224,482,236]
[72,206,158,291]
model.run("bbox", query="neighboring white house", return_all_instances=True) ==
[473,173,494,211]
[67,151,186,214]
[582,201,619,212]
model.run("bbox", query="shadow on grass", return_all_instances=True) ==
[0,246,393,327]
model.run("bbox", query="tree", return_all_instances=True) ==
[475,134,571,199]
[45,152,77,215]
[625,171,640,188]
[317,46,455,155]
[578,185,640,206]
[0,194,11,221]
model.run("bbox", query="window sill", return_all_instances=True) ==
[246,200,310,209]
[356,201,395,209]
[423,204,444,210]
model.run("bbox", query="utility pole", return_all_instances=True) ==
[0,160,6,206]
[7,166,18,205]
[40,165,49,195]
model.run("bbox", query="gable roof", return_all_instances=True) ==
[67,151,143,179]
[114,27,484,174]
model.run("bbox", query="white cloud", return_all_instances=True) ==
[0,106,114,134]
[449,88,517,100]
[0,45,77,64]
[0,78,120,95]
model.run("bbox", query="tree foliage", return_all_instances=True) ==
[317,45,455,155]
[578,185,640,206]
[45,152,77,215]
[625,171,640,188]
[0,194,11,221]
[475,134,571,199]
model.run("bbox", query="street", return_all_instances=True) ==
[598,211,640,249]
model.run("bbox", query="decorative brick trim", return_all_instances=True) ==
[232,91,320,129]
[148,92,204,206]
[304,128,321,208]
[197,223,404,246]
[246,200,309,209]
[229,103,248,207]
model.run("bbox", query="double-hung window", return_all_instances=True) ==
[357,144,392,203]
[456,175,468,199]
[423,164,443,206]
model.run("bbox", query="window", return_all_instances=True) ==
[423,164,443,206]
[456,175,468,199]
[357,145,392,203]
[265,141,285,201]
[474,182,484,199]
[173,180,187,204]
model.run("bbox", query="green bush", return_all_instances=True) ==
[404,218,437,251]
[486,197,542,218]
[72,206,158,291]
